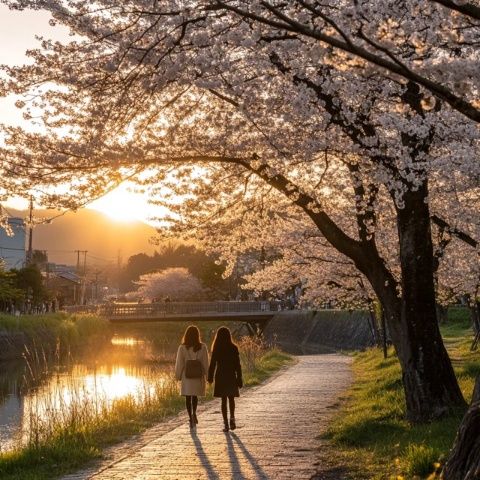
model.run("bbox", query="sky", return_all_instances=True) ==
[0,4,163,225]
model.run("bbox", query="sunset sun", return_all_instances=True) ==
[88,183,163,224]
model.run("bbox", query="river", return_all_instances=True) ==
[0,324,214,451]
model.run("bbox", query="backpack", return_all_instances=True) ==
[185,347,203,379]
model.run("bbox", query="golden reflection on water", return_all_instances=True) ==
[111,335,145,347]
[23,364,169,412]
[0,335,174,451]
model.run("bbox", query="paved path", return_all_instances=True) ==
[63,354,351,480]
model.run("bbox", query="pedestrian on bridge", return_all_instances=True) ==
[208,326,243,432]
[175,325,209,429]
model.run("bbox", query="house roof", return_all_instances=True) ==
[55,271,81,284]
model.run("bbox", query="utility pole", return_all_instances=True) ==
[83,250,87,276]
[26,196,34,265]
[94,270,99,303]
[74,250,88,305]
[45,251,49,289]
[75,250,88,274]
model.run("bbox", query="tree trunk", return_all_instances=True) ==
[367,306,380,347]
[394,182,466,421]
[436,303,448,324]
[257,155,465,423]
[442,376,480,480]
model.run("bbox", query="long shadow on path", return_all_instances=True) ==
[190,429,220,480]
[225,431,249,479]
[230,432,269,480]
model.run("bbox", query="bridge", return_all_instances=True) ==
[64,301,280,335]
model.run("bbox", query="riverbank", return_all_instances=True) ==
[61,354,350,480]
[324,308,479,479]
[0,313,110,360]
[0,338,292,480]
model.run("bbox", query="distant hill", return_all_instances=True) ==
[8,208,157,266]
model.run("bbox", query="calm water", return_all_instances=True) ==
[0,327,190,451]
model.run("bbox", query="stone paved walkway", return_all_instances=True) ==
[63,354,351,480]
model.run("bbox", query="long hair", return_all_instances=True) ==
[182,325,202,352]
[211,326,236,353]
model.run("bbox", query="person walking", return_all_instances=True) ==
[208,326,243,432]
[175,325,209,428]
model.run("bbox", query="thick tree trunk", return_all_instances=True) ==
[252,157,465,422]
[394,182,466,421]
[442,376,480,480]
[355,240,464,421]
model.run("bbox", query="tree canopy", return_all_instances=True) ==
[131,267,205,302]
[0,0,479,422]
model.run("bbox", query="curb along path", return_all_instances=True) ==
[63,354,352,480]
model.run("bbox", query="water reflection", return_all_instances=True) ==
[0,329,179,451]
[111,335,144,347]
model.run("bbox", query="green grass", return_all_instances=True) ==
[325,307,478,479]
[0,313,110,352]
[0,343,293,480]
[242,348,295,385]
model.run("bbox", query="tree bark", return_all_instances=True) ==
[442,376,480,480]
[394,181,466,421]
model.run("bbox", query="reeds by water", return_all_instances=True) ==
[0,331,291,479]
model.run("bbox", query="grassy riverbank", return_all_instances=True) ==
[0,338,292,480]
[0,313,110,359]
[325,308,479,479]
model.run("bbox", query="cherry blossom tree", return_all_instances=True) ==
[132,267,205,302]
[1,0,479,423]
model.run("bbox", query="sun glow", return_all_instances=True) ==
[88,183,164,224]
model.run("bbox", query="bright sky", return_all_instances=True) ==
[0,5,163,225]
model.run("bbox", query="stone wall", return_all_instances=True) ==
[263,310,375,353]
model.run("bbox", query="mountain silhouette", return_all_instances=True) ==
[8,208,157,266]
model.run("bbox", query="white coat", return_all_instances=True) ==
[174,343,209,396]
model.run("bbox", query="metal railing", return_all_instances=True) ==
[65,301,276,318]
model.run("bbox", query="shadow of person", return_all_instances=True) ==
[230,432,269,479]
[225,431,248,479]
[190,429,220,480]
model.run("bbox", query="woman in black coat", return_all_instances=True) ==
[207,326,243,432]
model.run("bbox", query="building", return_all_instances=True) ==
[45,264,81,307]
[0,218,26,270]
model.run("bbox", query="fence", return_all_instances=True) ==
[65,301,276,318]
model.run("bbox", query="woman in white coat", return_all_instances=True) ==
[175,325,209,428]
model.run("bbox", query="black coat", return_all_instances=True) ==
[207,345,243,397]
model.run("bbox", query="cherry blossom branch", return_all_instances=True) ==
[431,215,478,248]
[211,0,480,123]
[430,0,480,20]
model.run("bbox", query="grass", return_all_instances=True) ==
[0,336,292,480]
[0,313,110,356]
[325,307,479,479]
[0,312,107,334]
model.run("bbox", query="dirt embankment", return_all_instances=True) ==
[264,310,375,353]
